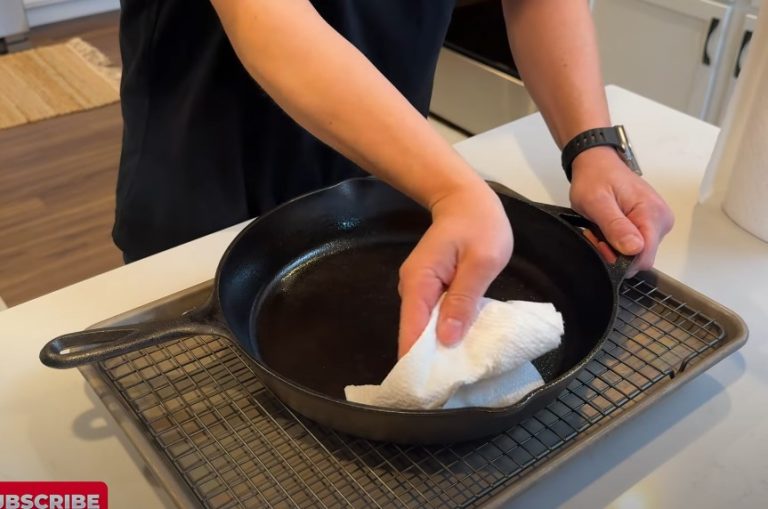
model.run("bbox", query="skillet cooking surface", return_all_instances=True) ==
[254,237,579,400]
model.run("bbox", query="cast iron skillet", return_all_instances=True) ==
[40,178,631,444]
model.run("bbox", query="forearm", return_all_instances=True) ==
[502,0,611,149]
[211,0,485,209]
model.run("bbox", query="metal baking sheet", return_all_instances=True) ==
[78,270,747,508]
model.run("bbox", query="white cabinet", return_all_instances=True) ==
[431,48,536,135]
[0,0,28,42]
[712,10,759,123]
[591,0,729,119]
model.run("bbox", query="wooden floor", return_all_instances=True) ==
[0,12,123,307]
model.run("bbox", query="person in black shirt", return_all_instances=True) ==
[115,0,674,355]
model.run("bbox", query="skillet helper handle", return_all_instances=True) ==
[486,180,529,202]
[40,313,228,369]
[486,181,635,285]
[542,204,634,285]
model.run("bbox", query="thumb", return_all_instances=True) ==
[436,254,501,345]
[582,193,644,255]
[397,266,444,358]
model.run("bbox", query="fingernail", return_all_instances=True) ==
[438,318,464,345]
[619,235,643,253]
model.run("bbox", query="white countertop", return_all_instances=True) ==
[1,86,766,508]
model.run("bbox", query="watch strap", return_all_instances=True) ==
[561,126,624,182]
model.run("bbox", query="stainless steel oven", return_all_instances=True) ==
[430,0,536,135]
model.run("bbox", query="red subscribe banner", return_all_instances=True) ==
[0,483,107,509]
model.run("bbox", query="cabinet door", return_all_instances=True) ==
[591,0,728,118]
[431,48,536,135]
[718,12,758,123]
[0,0,29,39]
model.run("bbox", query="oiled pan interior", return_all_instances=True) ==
[217,179,615,405]
[254,238,579,399]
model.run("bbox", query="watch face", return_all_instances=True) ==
[622,153,642,176]
[615,126,642,176]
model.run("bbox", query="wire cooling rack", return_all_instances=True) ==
[80,273,746,508]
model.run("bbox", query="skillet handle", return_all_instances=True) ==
[39,310,229,369]
[538,204,635,286]
[487,181,529,202]
[486,181,634,286]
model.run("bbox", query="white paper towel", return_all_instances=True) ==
[700,7,768,242]
[344,297,564,410]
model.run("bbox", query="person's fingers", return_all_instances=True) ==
[623,197,675,272]
[580,191,645,256]
[436,249,508,345]
[582,229,618,264]
[631,237,659,274]
[626,215,663,272]
[397,263,446,358]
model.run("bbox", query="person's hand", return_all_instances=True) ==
[569,147,674,275]
[397,183,513,358]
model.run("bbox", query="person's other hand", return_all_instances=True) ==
[569,147,674,275]
[397,184,513,358]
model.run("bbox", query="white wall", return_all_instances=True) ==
[24,0,118,28]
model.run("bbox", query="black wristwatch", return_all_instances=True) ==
[561,125,642,182]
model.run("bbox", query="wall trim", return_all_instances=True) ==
[25,0,119,28]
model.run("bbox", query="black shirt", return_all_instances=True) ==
[114,0,455,260]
